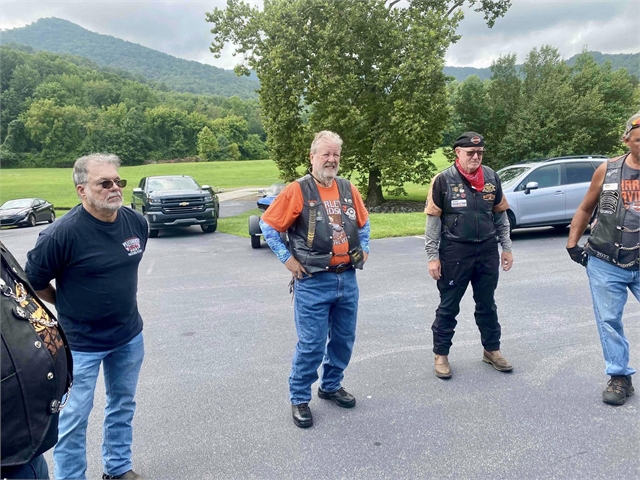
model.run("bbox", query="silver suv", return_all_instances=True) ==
[497,155,607,231]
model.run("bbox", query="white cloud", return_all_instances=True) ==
[1,0,638,70]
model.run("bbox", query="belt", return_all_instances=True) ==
[326,263,352,274]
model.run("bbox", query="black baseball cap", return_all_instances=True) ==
[453,132,485,148]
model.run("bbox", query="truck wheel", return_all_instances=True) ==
[202,223,217,233]
[149,229,159,238]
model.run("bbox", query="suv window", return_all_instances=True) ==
[565,162,595,185]
[518,164,561,190]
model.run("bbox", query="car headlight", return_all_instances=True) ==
[203,193,212,201]
[149,197,161,204]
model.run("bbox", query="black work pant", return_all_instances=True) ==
[432,239,501,355]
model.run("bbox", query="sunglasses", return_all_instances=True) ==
[461,150,484,158]
[628,117,640,133]
[98,179,127,189]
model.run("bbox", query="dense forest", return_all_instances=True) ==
[0,44,267,168]
[445,51,640,82]
[0,18,259,99]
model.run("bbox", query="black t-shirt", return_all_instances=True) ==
[26,205,148,352]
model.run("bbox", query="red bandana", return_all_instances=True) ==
[455,158,485,191]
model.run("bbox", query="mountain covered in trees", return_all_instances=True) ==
[0,17,259,99]
[445,51,640,81]
[0,44,267,168]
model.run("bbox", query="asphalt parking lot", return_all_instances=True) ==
[2,210,639,479]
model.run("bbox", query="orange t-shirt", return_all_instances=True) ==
[261,179,369,266]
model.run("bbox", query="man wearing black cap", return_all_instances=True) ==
[424,132,514,379]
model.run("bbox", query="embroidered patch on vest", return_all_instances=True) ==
[451,199,467,208]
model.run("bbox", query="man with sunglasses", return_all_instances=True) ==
[26,154,148,479]
[567,112,640,406]
[425,132,514,379]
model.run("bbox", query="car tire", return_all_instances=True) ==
[507,211,516,233]
[27,214,36,227]
[48,211,55,223]
[249,215,262,249]
[202,223,217,233]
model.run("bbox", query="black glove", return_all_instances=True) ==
[567,245,588,266]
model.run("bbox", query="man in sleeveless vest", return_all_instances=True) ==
[425,132,514,379]
[26,154,148,479]
[567,112,640,406]
[260,131,370,428]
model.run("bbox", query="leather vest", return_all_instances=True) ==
[288,175,361,274]
[1,241,73,466]
[440,165,499,242]
[586,155,639,268]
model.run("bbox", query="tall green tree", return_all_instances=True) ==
[207,0,511,205]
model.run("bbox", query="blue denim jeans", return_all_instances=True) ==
[54,332,144,480]
[587,256,640,376]
[1,454,49,479]
[290,269,359,405]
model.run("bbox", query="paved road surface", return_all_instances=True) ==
[1,221,638,479]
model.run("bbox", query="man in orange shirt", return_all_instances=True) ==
[260,131,370,428]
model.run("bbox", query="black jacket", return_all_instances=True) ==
[1,241,72,466]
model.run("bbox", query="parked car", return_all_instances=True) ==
[497,155,607,231]
[249,183,286,249]
[0,198,55,227]
[131,175,219,238]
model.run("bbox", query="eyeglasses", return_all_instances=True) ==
[98,179,127,189]
[461,150,484,158]
[627,117,640,134]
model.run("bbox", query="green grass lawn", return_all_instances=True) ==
[2,151,449,238]
[0,160,283,210]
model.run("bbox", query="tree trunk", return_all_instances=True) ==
[365,167,385,208]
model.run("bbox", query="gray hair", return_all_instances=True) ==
[623,111,640,140]
[72,153,121,186]
[310,131,343,153]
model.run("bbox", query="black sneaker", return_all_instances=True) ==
[318,387,356,408]
[602,375,634,405]
[292,403,313,428]
[102,470,145,479]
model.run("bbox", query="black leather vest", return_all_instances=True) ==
[586,155,639,268]
[288,175,361,273]
[1,241,73,466]
[440,165,499,242]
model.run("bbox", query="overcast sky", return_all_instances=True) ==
[1,1,638,70]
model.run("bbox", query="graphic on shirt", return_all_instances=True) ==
[482,183,496,193]
[621,178,640,212]
[324,199,348,246]
[122,237,143,256]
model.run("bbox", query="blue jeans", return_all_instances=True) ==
[587,256,640,376]
[1,454,49,479]
[54,332,144,480]
[290,269,359,405]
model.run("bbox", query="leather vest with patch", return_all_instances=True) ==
[440,165,499,242]
[1,241,73,466]
[288,175,360,273]
[586,155,639,269]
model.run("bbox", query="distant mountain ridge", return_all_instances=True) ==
[1,17,637,95]
[0,17,259,99]
[445,51,639,81]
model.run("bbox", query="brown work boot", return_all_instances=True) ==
[602,375,634,406]
[434,354,452,379]
[482,350,513,372]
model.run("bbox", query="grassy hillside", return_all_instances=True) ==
[0,17,258,99]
